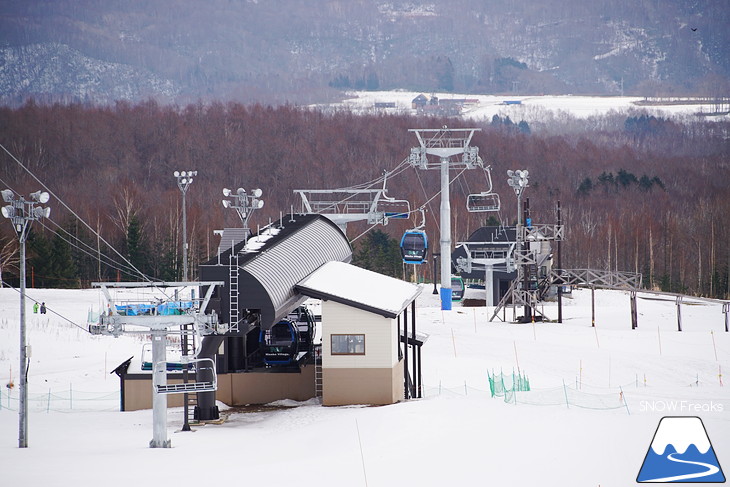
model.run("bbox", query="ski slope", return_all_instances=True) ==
[1,286,728,486]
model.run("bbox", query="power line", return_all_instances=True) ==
[0,143,151,283]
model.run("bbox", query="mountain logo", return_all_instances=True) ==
[637,416,725,483]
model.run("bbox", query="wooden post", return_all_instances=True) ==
[676,296,682,332]
[591,286,596,327]
[630,290,638,330]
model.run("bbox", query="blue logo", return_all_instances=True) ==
[637,416,725,483]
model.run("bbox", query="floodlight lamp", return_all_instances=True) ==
[507,170,514,177]
[181,178,187,184]
[257,200,264,209]
[188,178,193,184]
[236,188,246,196]
[523,170,529,177]
[30,190,50,204]
[223,188,231,197]
[222,200,231,208]
[44,207,51,218]
[1,205,14,218]
[174,171,180,177]
[1,189,14,202]
[252,188,262,198]
[191,171,198,176]
[33,206,49,218]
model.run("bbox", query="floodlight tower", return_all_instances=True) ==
[174,170,197,281]
[221,187,264,232]
[408,127,483,310]
[1,189,51,448]
[507,169,530,318]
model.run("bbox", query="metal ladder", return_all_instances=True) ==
[229,250,239,332]
[181,323,197,424]
[314,347,323,398]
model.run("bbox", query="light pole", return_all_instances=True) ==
[174,171,197,281]
[221,187,264,232]
[432,253,439,294]
[1,189,51,448]
[507,170,530,319]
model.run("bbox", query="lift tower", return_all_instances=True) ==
[407,127,484,310]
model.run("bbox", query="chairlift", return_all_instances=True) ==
[153,357,217,394]
[466,192,501,212]
[259,319,301,366]
[451,276,465,302]
[141,343,191,371]
[400,209,428,264]
[466,164,501,212]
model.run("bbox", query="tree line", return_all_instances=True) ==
[0,100,728,298]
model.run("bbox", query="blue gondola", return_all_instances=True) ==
[260,319,300,366]
[400,230,428,264]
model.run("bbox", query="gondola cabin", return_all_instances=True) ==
[400,230,428,264]
[259,319,301,366]
[451,276,465,302]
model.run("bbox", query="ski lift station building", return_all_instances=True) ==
[114,213,423,415]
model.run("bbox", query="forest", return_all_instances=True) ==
[0,100,728,299]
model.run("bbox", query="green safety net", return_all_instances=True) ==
[488,370,531,398]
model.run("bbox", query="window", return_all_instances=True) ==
[331,334,365,355]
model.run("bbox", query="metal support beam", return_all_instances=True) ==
[440,157,452,308]
[150,330,170,448]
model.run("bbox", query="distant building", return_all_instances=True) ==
[411,94,429,109]
[374,101,396,109]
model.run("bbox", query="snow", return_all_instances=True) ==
[324,90,730,122]
[1,285,729,486]
[296,260,422,317]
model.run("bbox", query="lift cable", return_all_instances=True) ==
[0,280,91,334]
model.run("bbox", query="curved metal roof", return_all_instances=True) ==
[201,214,352,329]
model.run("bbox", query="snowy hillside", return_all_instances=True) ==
[1,286,728,486]
[323,90,729,124]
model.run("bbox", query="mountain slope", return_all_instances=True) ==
[0,0,728,104]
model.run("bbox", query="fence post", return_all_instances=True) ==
[620,386,630,415]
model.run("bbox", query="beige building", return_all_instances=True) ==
[113,261,424,411]
[296,261,423,406]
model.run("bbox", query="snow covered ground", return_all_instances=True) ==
[324,90,729,124]
[1,286,728,486]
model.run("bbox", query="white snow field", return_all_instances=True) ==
[325,90,729,124]
[1,285,728,486]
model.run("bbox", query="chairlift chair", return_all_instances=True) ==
[466,192,501,212]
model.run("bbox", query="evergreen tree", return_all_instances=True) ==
[352,230,401,278]
[126,215,150,279]
[49,228,78,288]
[27,230,54,288]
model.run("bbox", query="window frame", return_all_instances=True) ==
[330,333,366,356]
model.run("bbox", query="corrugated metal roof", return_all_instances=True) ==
[243,217,352,311]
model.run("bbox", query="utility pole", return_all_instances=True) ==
[1,189,51,448]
